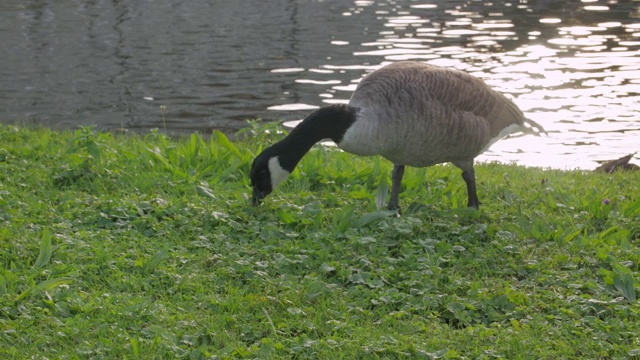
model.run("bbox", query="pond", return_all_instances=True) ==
[1,0,639,169]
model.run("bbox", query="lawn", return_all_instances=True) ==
[0,124,639,359]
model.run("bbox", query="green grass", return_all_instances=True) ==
[0,123,639,359]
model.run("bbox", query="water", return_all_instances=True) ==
[1,0,639,169]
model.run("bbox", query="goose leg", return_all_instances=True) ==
[453,160,480,209]
[388,164,405,211]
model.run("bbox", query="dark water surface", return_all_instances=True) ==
[1,0,639,169]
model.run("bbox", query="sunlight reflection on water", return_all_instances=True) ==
[1,0,638,169]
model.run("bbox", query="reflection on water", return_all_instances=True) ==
[0,0,638,169]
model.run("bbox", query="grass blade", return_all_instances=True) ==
[33,228,53,269]
[126,331,140,357]
[146,146,188,178]
[214,130,243,160]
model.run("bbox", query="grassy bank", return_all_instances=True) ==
[0,124,639,359]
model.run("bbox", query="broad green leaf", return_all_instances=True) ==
[144,249,169,272]
[563,227,583,243]
[196,185,216,200]
[613,265,636,302]
[598,226,620,240]
[189,133,201,154]
[444,207,481,218]
[86,141,101,161]
[446,302,465,314]
[545,193,557,210]
[305,281,327,301]
[375,176,388,209]
[277,209,296,225]
[16,277,74,301]
[0,272,8,296]
[356,236,377,244]
[336,205,355,233]
[622,197,640,217]
[37,277,73,292]
[597,268,614,285]
[353,210,397,228]
[214,130,243,159]
[614,273,636,302]
[319,263,335,275]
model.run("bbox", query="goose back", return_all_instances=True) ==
[340,61,528,167]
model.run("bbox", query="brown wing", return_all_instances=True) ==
[352,61,526,139]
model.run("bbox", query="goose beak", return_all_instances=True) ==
[251,186,265,206]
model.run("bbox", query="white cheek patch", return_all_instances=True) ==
[480,123,523,154]
[268,156,290,189]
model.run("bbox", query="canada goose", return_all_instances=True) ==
[250,61,546,210]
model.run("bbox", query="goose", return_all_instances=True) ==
[250,61,546,210]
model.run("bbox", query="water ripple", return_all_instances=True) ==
[0,0,638,169]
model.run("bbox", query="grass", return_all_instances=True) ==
[0,123,639,359]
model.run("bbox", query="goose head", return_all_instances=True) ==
[250,152,272,206]
[249,105,357,206]
[250,147,291,206]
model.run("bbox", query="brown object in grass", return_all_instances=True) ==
[594,153,639,173]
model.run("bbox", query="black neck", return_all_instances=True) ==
[268,104,357,172]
